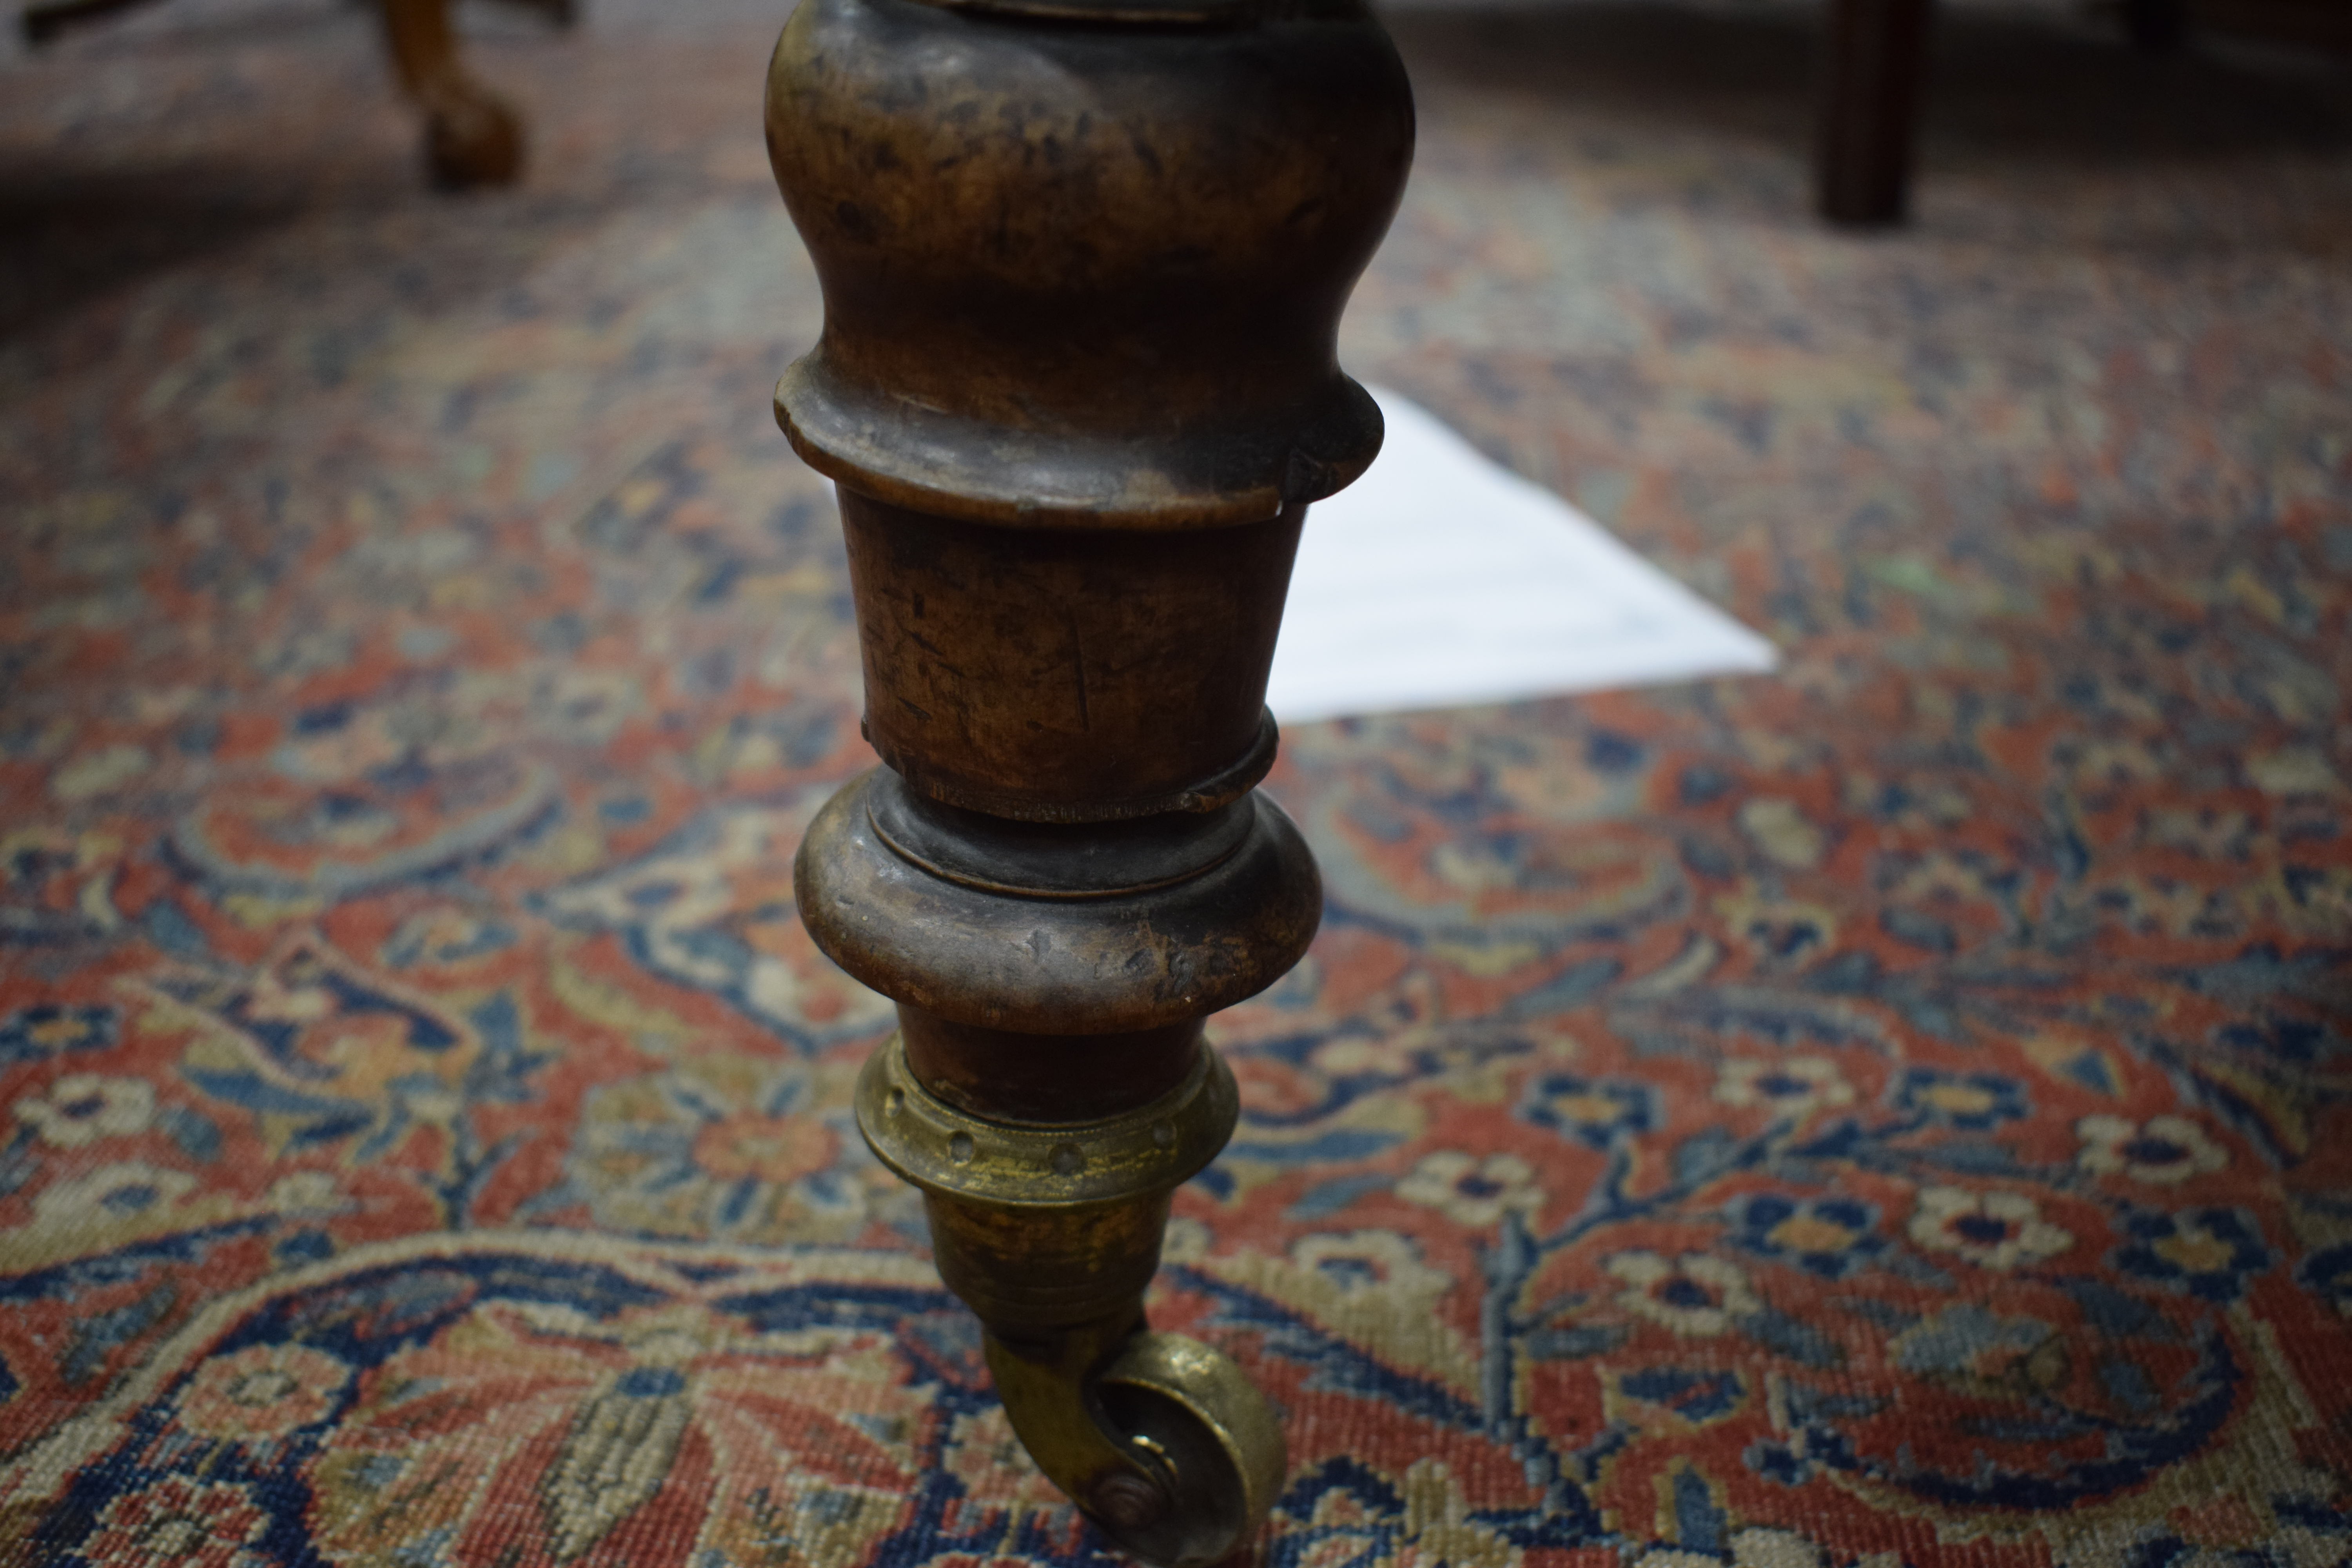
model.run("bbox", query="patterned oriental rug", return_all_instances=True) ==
[4,2,2352,1565]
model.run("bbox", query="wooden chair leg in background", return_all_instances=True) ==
[486,0,574,27]
[379,0,523,188]
[1815,0,1935,225]
[21,0,166,46]
[25,0,525,189]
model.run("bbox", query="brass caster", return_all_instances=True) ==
[854,1037,1286,1563]
[988,1317,1285,1568]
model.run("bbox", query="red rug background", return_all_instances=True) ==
[4,2,2351,1563]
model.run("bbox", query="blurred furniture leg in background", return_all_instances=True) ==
[1812,0,2343,227]
[20,0,526,187]
[379,0,522,186]
[21,0,162,44]
[1815,0,1934,224]
[485,0,572,25]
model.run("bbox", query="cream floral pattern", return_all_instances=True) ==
[1908,1187,2074,1272]
[31,1160,194,1227]
[15,1073,154,1147]
[2076,1114,2229,1185]
[1712,1056,1856,1119]
[1395,1151,1541,1228]
[1606,1252,1762,1338]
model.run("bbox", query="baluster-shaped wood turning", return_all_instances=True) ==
[768,0,1411,1557]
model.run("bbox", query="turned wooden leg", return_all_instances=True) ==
[767,0,1414,1557]
[379,0,522,188]
[1815,0,1935,225]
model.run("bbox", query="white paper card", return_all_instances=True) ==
[1265,387,1778,723]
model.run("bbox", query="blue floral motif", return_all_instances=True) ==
[1745,1437,1814,1487]
[1890,1067,2030,1131]
[2112,1208,2274,1304]
[1731,1194,1885,1279]
[2213,1015,2348,1067]
[544,1058,881,1244]
[0,1003,116,1066]
[1618,1365,1746,1423]
[1521,1074,1655,1148]
[1267,1455,1597,1566]
[1267,1460,1406,1568]
[1889,1303,2055,1382]
[2298,1243,2352,1318]
[2120,1534,2312,1568]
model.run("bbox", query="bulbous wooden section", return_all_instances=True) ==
[766,0,1414,529]
[796,771,1323,1037]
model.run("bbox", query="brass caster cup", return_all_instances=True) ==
[857,1037,1286,1564]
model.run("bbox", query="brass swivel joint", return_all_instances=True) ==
[766,0,1413,1555]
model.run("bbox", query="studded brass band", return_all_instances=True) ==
[855,1033,1240,1209]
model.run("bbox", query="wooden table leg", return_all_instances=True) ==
[767,0,1413,1556]
[1815,0,1934,225]
[379,0,523,187]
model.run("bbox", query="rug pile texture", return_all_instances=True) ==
[3,1,2351,1564]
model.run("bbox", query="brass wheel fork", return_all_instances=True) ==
[857,1035,1285,1564]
